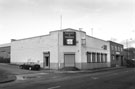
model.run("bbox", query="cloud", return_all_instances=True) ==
[52,0,133,14]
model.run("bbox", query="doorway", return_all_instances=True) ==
[121,56,123,66]
[43,52,50,69]
[116,55,120,66]
[64,54,75,67]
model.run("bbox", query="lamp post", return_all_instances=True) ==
[126,39,129,60]
[126,38,133,60]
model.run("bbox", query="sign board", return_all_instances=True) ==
[102,45,107,50]
[116,52,120,55]
[63,32,76,45]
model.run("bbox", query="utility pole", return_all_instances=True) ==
[58,14,62,70]
[91,28,93,36]
[60,14,62,30]
[126,39,129,60]
[126,38,133,60]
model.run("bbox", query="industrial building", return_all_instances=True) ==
[0,43,10,63]
[10,28,111,69]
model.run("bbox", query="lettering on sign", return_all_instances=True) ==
[63,32,76,45]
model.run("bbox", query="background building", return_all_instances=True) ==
[123,47,135,60]
[108,41,124,67]
[0,43,10,63]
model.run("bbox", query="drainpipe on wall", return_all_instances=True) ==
[58,30,60,70]
[126,39,129,60]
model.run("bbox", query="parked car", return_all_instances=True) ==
[126,59,135,68]
[19,62,40,70]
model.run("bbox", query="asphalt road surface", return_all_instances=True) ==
[0,68,135,89]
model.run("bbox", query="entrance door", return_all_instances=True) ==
[121,56,123,66]
[116,55,120,66]
[43,52,50,69]
[64,54,75,67]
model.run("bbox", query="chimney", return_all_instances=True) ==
[79,28,83,31]
[11,39,16,42]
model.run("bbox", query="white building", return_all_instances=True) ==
[11,28,110,69]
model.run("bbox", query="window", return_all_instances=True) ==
[117,47,119,51]
[97,53,100,63]
[92,53,96,63]
[102,45,107,50]
[103,45,107,50]
[121,47,123,51]
[118,47,120,51]
[105,54,107,63]
[67,39,73,45]
[82,39,86,45]
[87,52,91,63]
[88,52,107,63]
[115,46,117,51]
[111,45,114,50]
[112,55,115,60]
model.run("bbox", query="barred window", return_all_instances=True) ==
[87,52,92,63]
[105,54,107,63]
[97,53,100,63]
[87,52,107,63]
[92,53,96,63]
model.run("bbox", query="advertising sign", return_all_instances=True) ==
[63,32,76,45]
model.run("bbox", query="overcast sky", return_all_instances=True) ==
[0,0,135,45]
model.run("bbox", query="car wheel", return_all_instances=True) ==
[29,67,32,70]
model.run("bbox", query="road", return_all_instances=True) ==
[0,68,135,89]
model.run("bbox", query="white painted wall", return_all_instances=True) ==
[81,35,111,69]
[57,29,82,69]
[11,32,58,68]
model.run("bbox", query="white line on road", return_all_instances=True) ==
[47,86,61,89]
[91,77,98,79]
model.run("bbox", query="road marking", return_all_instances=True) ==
[47,86,61,89]
[16,75,25,80]
[91,77,98,79]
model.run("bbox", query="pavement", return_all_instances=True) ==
[0,63,126,84]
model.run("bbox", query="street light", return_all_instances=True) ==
[126,38,133,60]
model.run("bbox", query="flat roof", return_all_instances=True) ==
[86,35,108,43]
[11,28,85,42]
[0,43,11,47]
[11,34,50,42]
[107,41,123,46]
